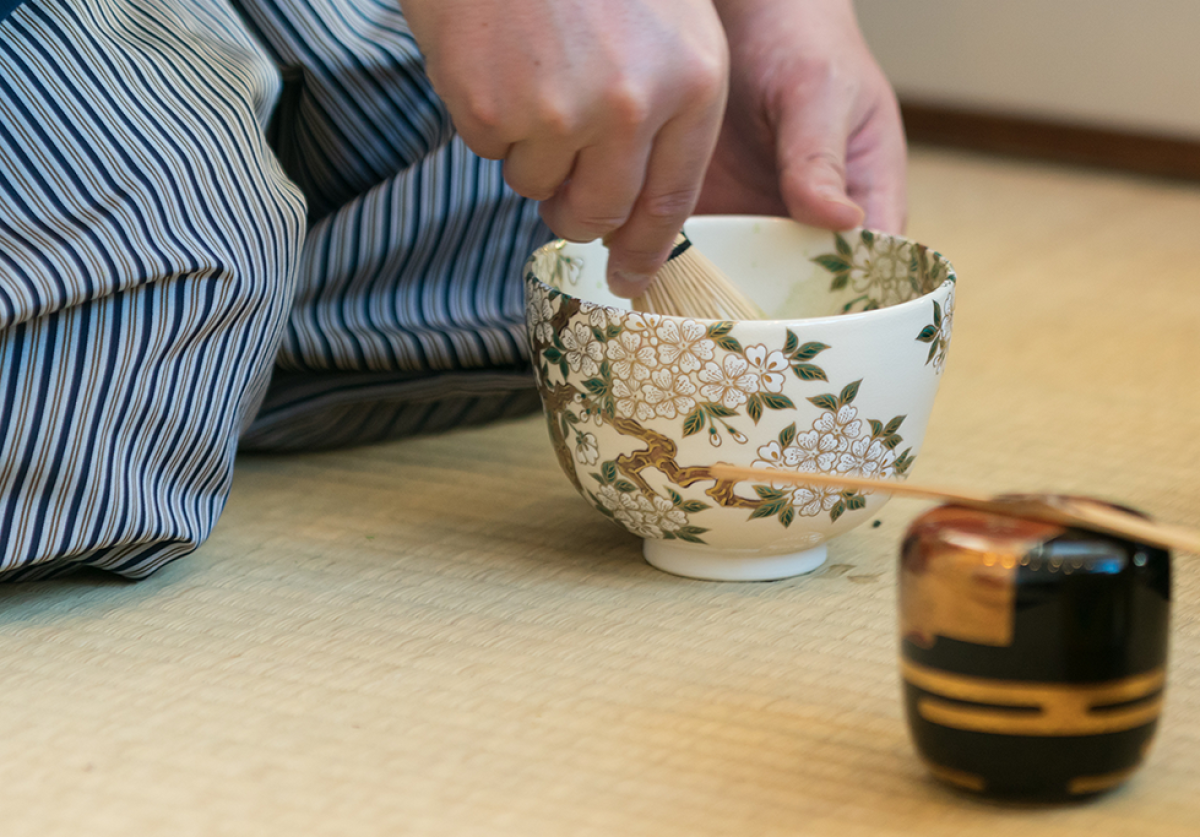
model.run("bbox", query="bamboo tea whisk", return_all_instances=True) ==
[631,232,767,320]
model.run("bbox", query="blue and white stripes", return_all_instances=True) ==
[0,0,551,579]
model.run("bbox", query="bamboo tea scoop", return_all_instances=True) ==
[709,463,1200,554]
[631,232,767,320]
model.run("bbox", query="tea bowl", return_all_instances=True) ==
[524,216,957,581]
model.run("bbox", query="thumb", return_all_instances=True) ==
[775,88,865,231]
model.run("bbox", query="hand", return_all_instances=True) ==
[698,0,907,233]
[401,0,730,297]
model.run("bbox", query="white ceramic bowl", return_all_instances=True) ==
[525,216,956,581]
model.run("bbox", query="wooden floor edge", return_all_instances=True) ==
[900,101,1200,181]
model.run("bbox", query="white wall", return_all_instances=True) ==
[855,0,1200,138]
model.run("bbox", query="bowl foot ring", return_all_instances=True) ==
[642,540,828,582]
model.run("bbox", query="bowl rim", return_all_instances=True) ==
[526,217,956,327]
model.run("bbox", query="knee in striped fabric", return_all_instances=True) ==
[234,0,554,449]
[0,0,306,579]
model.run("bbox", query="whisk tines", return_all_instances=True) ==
[630,232,766,320]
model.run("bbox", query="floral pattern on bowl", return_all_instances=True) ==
[525,217,957,581]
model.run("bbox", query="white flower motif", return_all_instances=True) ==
[698,354,758,409]
[587,304,622,331]
[606,329,657,381]
[574,431,600,466]
[654,319,715,374]
[743,344,788,393]
[753,440,808,488]
[526,283,556,345]
[613,378,655,421]
[754,440,787,467]
[610,492,688,539]
[849,436,898,479]
[850,238,913,307]
[814,404,863,445]
[560,322,604,377]
[530,247,560,282]
[594,485,624,511]
[622,311,663,335]
[531,246,584,288]
[789,484,844,518]
[640,369,697,419]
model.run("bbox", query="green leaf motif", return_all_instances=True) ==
[682,407,706,437]
[927,342,939,363]
[746,393,763,424]
[584,377,608,396]
[779,422,797,447]
[750,501,786,520]
[808,393,839,412]
[614,480,638,493]
[680,500,709,513]
[601,461,619,485]
[882,434,903,450]
[753,485,788,501]
[829,272,850,291]
[543,347,564,364]
[869,419,884,436]
[835,234,853,258]
[707,322,734,339]
[668,488,684,506]
[839,379,862,406]
[792,341,831,362]
[704,403,738,418]
[780,506,796,528]
[932,300,943,328]
[716,335,743,353]
[783,330,799,355]
[916,325,939,343]
[760,393,795,410]
[791,363,828,382]
[884,415,906,436]
[812,254,852,274]
[830,500,847,522]
[846,493,868,512]
[861,230,876,248]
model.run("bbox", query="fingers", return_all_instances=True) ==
[774,71,866,232]
[600,103,724,297]
[406,0,729,297]
[537,135,650,242]
[846,97,908,234]
[503,139,578,202]
[775,65,908,235]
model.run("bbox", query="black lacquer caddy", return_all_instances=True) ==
[899,502,1170,800]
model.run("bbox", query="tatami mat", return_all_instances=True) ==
[2,148,1198,835]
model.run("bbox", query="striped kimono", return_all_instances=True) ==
[0,0,553,579]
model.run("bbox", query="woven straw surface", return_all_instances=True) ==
[2,149,1198,836]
